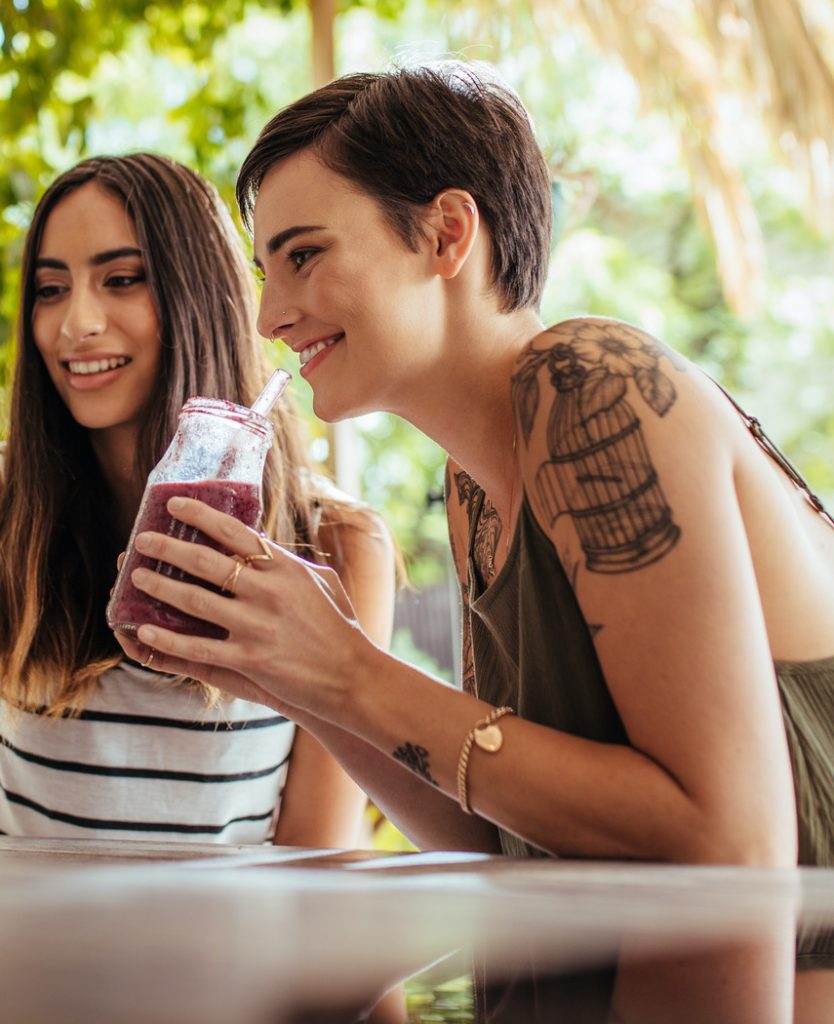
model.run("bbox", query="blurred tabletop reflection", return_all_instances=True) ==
[1,836,833,1023]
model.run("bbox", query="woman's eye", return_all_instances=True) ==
[107,273,145,289]
[34,284,65,302]
[288,248,319,271]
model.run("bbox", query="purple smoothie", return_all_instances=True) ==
[107,478,262,640]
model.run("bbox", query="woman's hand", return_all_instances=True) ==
[118,496,371,722]
[114,628,285,711]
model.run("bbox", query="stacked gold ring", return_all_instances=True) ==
[221,533,275,595]
[221,558,245,595]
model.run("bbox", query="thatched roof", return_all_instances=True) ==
[526,0,834,315]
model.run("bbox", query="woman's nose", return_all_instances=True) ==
[60,285,105,342]
[257,285,295,340]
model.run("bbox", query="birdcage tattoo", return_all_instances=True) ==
[535,346,680,573]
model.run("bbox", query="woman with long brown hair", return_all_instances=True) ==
[0,152,395,844]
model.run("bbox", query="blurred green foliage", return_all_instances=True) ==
[2,0,833,587]
[404,967,473,1022]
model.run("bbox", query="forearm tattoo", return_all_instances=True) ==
[512,321,683,574]
[392,742,439,786]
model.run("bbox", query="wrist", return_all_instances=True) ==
[327,625,388,730]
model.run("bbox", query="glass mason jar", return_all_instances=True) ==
[106,398,273,640]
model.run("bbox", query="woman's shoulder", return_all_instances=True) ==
[517,316,697,390]
[302,468,385,533]
[512,317,751,577]
[301,469,395,576]
[514,317,738,469]
[95,659,283,724]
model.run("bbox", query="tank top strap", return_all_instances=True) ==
[710,376,834,530]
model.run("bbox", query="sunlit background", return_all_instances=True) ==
[2,9,833,1011]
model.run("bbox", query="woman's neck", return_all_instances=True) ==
[402,309,544,503]
[89,426,144,539]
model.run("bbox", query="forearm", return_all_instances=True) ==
[272,727,368,849]
[284,704,502,853]
[327,645,789,865]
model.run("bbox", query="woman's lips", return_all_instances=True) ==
[298,334,344,376]
[62,356,133,390]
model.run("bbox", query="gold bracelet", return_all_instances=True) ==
[456,705,515,815]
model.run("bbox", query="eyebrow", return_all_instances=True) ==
[35,247,144,270]
[253,225,325,270]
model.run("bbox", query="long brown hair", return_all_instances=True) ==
[0,153,320,715]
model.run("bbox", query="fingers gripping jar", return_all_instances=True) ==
[106,398,273,640]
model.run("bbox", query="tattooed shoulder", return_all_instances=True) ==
[512,319,682,576]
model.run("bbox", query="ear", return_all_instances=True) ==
[424,190,479,280]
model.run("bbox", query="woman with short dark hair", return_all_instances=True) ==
[121,65,833,882]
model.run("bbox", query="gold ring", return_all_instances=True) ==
[141,649,156,669]
[242,533,274,565]
[221,557,245,595]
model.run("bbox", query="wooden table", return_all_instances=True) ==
[1,836,833,1023]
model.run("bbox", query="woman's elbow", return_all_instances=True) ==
[672,814,797,867]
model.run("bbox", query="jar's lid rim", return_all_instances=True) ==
[180,397,271,432]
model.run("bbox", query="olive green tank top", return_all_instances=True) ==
[466,490,834,869]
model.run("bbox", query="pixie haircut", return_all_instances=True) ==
[236,62,553,312]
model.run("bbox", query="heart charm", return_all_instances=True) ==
[474,723,504,753]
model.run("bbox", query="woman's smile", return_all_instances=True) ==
[62,353,133,390]
[297,332,345,377]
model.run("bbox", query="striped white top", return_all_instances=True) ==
[0,660,295,844]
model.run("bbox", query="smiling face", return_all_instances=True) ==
[253,150,444,422]
[31,182,162,447]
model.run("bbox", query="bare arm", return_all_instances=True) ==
[272,725,367,848]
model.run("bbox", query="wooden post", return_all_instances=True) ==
[310,0,336,88]
[308,0,362,497]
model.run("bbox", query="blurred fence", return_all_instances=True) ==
[392,570,461,685]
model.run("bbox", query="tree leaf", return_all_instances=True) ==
[579,370,627,421]
[512,371,540,447]
[635,367,676,416]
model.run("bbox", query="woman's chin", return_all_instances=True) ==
[311,391,358,424]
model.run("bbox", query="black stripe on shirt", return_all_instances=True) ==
[23,706,288,731]
[4,789,276,834]
[0,735,292,783]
